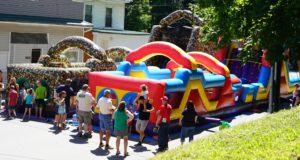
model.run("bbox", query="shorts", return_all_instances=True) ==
[25,104,33,109]
[99,114,112,131]
[35,99,45,108]
[78,110,92,125]
[114,128,128,138]
[58,106,66,115]
[8,105,17,110]
[135,119,149,131]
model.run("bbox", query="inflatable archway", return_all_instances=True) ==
[126,41,198,70]
[48,36,107,62]
[159,10,203,27]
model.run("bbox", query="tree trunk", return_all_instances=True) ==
[272,60,282,112]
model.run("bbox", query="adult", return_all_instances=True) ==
[76,84,95,138]
[136,95,154,146]
[35,80,47,119]
[113,101,134,156]
[97,90,115,150]
[156,96,172,152]
[179,100,198,145]
[56,79,76,126]
[0,70,3,83]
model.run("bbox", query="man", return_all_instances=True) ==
[35,80,47,119]
[97,90,115,150]
[156,96,172,152]
[76,84,95,138]
[56,79,75,127]
[136,95,154,146]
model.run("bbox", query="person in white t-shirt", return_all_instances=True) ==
[97,89,115,150]
[76,84,95,138]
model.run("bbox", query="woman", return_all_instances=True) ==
[179,100,198,145]
[113,101,134,156]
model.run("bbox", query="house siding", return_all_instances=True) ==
[0,0,83,20]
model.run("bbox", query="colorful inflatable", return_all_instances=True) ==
[89,41,243,124]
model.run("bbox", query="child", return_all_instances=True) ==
[8,85,18,119]
[134,84,149,105]
[22,88,34,120]
[140,84,149,100]
[55,91,66,129]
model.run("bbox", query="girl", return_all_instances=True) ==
[55,91,66,129]
[22,88,34,120]
[113,101,134,156]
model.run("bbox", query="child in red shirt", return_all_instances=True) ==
[8,85,18,119]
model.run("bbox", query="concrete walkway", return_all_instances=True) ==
[0,112,267,160]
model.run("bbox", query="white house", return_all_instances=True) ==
[0,0,92,82]
[74,0,150,51]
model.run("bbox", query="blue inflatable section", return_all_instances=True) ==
[121,92,137,106]
[117,61,131,76]
[129,62,172,80]
[285,62,300,85]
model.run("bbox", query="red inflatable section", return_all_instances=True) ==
[214,45,228,61]
[126,41,197,70]
[261,49,271,67]
[89,72,166,124]
[167,51,230,77]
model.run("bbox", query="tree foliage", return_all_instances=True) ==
[192,0,300,64]
[125,0,152,32]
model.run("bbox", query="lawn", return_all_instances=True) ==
[151,107,300,160]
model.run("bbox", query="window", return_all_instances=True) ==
[85,5,93,23]
[11,32,48,44]
[31,49,41,63]
[105,8,112,27]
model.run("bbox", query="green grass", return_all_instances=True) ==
[151,107,300,160]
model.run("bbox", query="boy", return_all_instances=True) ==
[8,85,18,119]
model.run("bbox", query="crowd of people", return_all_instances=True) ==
[0,74,203,156]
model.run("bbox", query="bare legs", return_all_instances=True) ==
[116,136,128,156]
[22,108,31,120]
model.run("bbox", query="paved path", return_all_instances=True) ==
[0,112,268,160]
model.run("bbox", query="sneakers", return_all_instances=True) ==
[135,141,142,146]
[83,133,92,138]
[98,142,104,148]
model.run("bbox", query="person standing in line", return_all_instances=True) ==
[135,95,154,146]
[55,91,67,129]
[56,79,76,127]
[97,90,115,150]
[22,88,34,120]
[76,84,95,138]
[35,81,47,119]
[179,100,199,145]
[113,101,134,156]
[156,96,172,152]
[7,85,18,119]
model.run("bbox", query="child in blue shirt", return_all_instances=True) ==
[22,88,34,120]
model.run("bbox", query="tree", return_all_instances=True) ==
[192,0,300,111]
[125,0,152,32]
